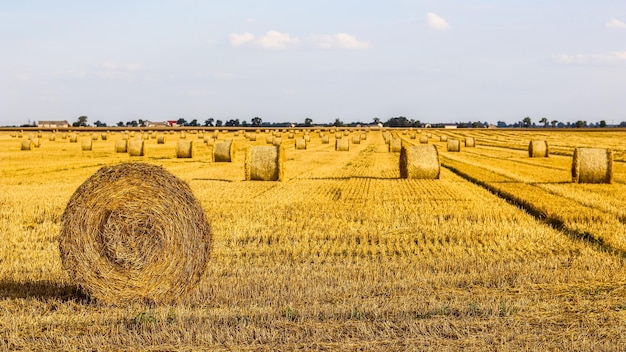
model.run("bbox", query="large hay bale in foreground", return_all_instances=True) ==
[128,140,145,156]
[213,139,234,162]
[336,139,349,151]
[389,138,402,152]
[528,140,549,157]
[399,145,440,179]
[571,147,613,184]
[465,137,476,147]
[176,140,194,158]
[447,139,461,152]
[245,145,285,181]
[58,163,212,304]
[115,140,128,153]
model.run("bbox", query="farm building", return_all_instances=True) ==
[37,120,70,128]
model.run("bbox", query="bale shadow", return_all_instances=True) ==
[0,279,88,302]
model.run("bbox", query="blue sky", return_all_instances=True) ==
[1,0,625,126]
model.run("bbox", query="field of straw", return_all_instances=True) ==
[1,128,625,350]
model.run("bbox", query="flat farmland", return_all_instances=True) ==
[1,128,626,350]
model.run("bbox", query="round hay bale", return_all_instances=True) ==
[266,135,274,144]
[321,135,330,144]
[360,133,367,141]
[213,139,234,162]
[92,134,99,141]
[37,131,43,138]
[304,135,311,142]
[440,135,448,142]
[58,163,211,304]
[49,134,56,142]
[180,131,186,139]
[447,139,461,152]
[157,135,167,144]
[176,140,194,158]
[399,145,440,179]
[419,136,428,144]
[69,133,78,143]
[245,145,285,181]
[21,140,34,151]
[389,138,402,152]
[409,133,416,139]
[571,147,613,184]
[115,139,128,153]
[352,135,361,144]
[287,132,295,139]
[295,138,307,150]
[128,140,145,156]
[62,133,68,139]
[32,138,41,148]
[528,140,549,158]
[272,137,282,146]
[336,139,349,151]
[248,133,257,142]
[81,139,93,151]
[335,133,342,139]
[101,133,108,141]
[465,137,475,147]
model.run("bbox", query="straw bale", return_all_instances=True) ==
[335,133,342,139]
[321,135,330,144]
[248,133,257,142]
[571,147,613,184]
[49,134,56,142]
[304,135,310,142]
[92,134,99,141]
[81,139,92,151]
[272,137,282,146]
[31,138,41,148]
[176,140,194,158]
[101,133,108,141]
[389,138,402,152]
[180,131,186,139]
[287,132,294,139]
[115,140,128,153]
[352,135,361,144]
[128,140,145,156]
[528,140,549,158]
[58,163,211,304]
[157,135,167,144]
[245,145,285,181]
[361,133,367,141]
[409,133,416,139]
[399,145,440,179]
[440,135,448,142]
[447,139,461,152]
[69,133,78,143]
[336,139,349,151]
[213,139,234,162]
[419,136,428,144]
[21,140,34,150]
[465,137,476,147]
[295,138,307,150]
[265,135,274,144]
[37,131,43,138]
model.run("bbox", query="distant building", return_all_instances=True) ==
[37,120,70,128]
[143,121,171,127]
[443,124,457,129]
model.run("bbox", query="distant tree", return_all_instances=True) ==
[216,119,223,127]
[251,117,262,126]
[551,120,558,128]
[522,116,532,128]
[189,119,198,127]
[126,120,138,127]
[619,121,626,127]
[94,120,107,127]
[575,120,586,128]
[303,117,313,127]
[73,115,88,127]
[497,121,508,128]
[599,120,607,128]
[225,119,240,127]
[373,117,381,125]
[241,120,248,126]
[117,121,125,127]
[333,118,344,127]
[385,116,411,127]
[138,119,145,127]
[204,118,214,127]
[539,117,549,127]
[177,118,187,126]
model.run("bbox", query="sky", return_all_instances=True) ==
[1,0,625,126]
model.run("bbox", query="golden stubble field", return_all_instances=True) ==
[1,128,625,350]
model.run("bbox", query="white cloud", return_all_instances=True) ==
[553,51,626,64]
[100,62,142,71]
[256,30,299,49]
[427,12,450,31]
[606,18,626,29]
[309,33,370,49]
[229,32,255,47]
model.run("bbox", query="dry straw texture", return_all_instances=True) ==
[21,140,33,151]
[245,145,285,181]
[399,145,440,179]
[265,135,274,144]
[92,134,99,141]
[419,136,428,144]
[352,135,361,144]
[213,139,234,162]
[389,138,402,152]
[528,140,549,158]
[465,137,476,147]
[272,137,282,146]
[335,139,350,151]
[248,133,257,142]
[295,138,307,150]
[31,138,41,148]
[49,134,56,142]
[128,140,145,156]
[157,135,167,144]
[101,133,108,141]
[115,140,128,153]
[335,133,342,139]
[447,139,461,152]
[81,139,93,151]
[176,140,194,158]
[571,147,613,184]
[440,135,448,142]
[69,133,78,143]
[58,163,212,304]
[321,135,330,144]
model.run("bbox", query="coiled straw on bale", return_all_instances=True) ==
[58,163,211,304]
[389,138,402,152]
[447,139,461,152]
[571,147,613,184]
[176,140,194,158]
[528,140,549,157]
[21,140,34,151]
[115,140,128,153]
[465,137,476,147]
[336,139,349,151]
[245,145,285,181]
[295,138,307,150]
[81,139,93,151]
[213,139,234,162]
[419,136,428,144]
[128,140,145,156]
[399,145,440,179]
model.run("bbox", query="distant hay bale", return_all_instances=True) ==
[62,133,68,139]
[571,147,613,184]
[128,140,145,156]
[91,134,99,141]
[419,136,428,144]
[157,135,167,144]
[58,162,212,304]
[321,135,330,144]
[360,133,366,141]
[37,131,43,138]
[32,138,41,148]
[21,140,34,151]
[115,140,128,153]
[335,133,342,139]
[272,137,282,146]
[180,131,186,139]
[213,139,234,162]
[447,139,461,152]
[409,133,416,139]
[101,133,108,141]
[528,140,549,157]
[465,137,475,147]
[426,133,432,138]
[204,137,215,146]
[248,133,257,142]
[69,133,78,143]
[81,139,93,151]
[245,145,285,181]
[399,145,440,179]
[304,135,310,142]
[265,135,274,144]
[287,132,295,139]
[295,138,307,150]
[440,135,448,142]
[176,140,194,158]
[352,135,361,144]
[49,134,56,142]
[389,138,402,152]
[336,139,349,151]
